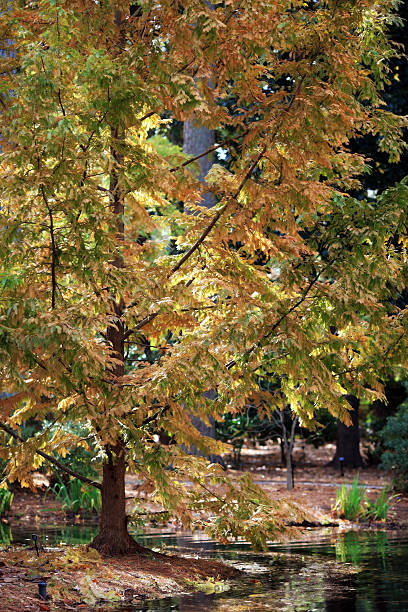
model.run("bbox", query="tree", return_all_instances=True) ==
[183,122,215,209]
[0,0,407,555]
[329,0,408,468]
[330,395,364,469]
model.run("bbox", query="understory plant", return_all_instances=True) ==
[335,476,396,521]
[0,486,13,517]
[380,402,408,492]
[364,487,398,521]
[334,475,367,520]
[52,477,101,514]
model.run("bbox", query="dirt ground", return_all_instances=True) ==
[0,544,239,611]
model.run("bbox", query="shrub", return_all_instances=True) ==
[380,402,408,492]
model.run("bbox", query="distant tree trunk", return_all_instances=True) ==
[183,122,224,465]
[281,411,298,490]
[280,438,286,466]
[330,395,364,468]
[183,122,215,209]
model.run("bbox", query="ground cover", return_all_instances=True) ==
[0,544,238,611]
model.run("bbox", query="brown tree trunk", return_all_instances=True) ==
[90,447,146,555]
[330,395,364,469]
[90,27,145,552]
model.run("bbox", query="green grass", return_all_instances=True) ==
[52,477,101,514]
[0,487,13,517]
[334,475,366,520]
[334,476,397,522]
[364,486,397,521]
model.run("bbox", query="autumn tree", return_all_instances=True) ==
[0,0,407,555]
[329,0,408,468]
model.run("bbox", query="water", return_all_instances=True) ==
[1,523,408,610]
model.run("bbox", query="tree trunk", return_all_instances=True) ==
[183,123,226,465]
[90,26,144,553]
[90,448,146,555]
[280,438,286,466]
[330,395,364,468]
[286,450,293,490]
[183,121,215,209]
[281,411,298,491]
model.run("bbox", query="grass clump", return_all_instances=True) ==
[0,486,13,517]
[334,475,396,521]
[52,477,101,514]
[364,487,398,521]
[334,475,366,520]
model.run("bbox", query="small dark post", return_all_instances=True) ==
[32,534,39,557]
[339,456,344,477]
[38,580,47,600]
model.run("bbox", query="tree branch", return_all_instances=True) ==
[57,89,66,116]
[169,131,249,174]
[168,145,266,278]
[123,304,216,340]
[0,421,102,490]
[225,270,324,370]
[41,186,57,309]
[130,72,310,329]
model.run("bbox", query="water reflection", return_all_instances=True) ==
[1,525,408,610]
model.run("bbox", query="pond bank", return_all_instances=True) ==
[0,544,239,611]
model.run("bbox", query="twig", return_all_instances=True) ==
[57,89,66,116]
[41,186,57,309]
[169,131,249,174]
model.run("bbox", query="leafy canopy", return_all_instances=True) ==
[0,0,407,544]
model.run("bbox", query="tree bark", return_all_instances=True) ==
[90,447,146,555]
[90,29,142,550]
[183,122,215,209]
[330,395,364,468]
[281,411,298,491]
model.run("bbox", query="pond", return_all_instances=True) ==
[1,523,408,610]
